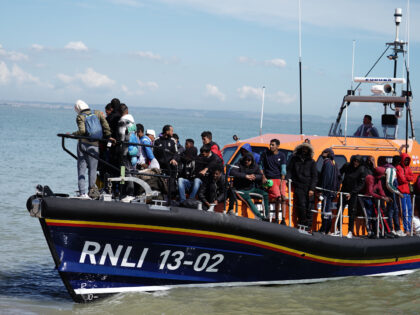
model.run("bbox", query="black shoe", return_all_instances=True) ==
[280,220,286,225]
[262,217,270,222]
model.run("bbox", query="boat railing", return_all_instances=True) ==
[286,179,415,237]
[57,133,175,204]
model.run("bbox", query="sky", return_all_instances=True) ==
[0,0,418,119]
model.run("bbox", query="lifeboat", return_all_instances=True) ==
[26,9,420,303]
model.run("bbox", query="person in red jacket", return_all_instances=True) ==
[361,167,392,238]
[396,153,414,234]
[201,131,223,162]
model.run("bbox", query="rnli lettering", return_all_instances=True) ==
[78,241,224,272]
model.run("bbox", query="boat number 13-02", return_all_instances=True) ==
[159,250,224,272]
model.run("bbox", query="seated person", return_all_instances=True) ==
[230,152,269,220]
[240,143,260,164]
[353,115,379,137]
[198,165,225,211]
[136,123,159,169]
[178,141,199,203]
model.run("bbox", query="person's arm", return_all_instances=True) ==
[385,168,402,196]
[406,166,414,182]
[365,176,382,199]
[352,168,366,194]
[97,110,111,138]
[73,115,86,136]
[309,161,318,192]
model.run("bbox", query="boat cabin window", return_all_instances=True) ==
[230,146,292,166]
[222,146,238,165]
[350,155,374,166]
[377,156,393,167]
[316,155,347,172]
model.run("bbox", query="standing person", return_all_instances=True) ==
[396,153,414,235]
[71,100,111,199]
[136,123,159,170]
[117,104,137,201]
[353,114,379,137]
[384,155,405,236]
[154,125,179,174]
[286,143,318,229]
[318,148,340,234]
[201,131,223,161]
[231,152,269,220]
[198,165,225,211]
[340,155,366,238]
[154,125,179,197]
[361,167,392,238]
[105,98,122,174]
[260,139,287,199]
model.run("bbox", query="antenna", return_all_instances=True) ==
[259,86,266,136]
[298,0,303,134]
[351,40,356,91]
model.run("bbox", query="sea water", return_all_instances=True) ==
[0,104,419,314]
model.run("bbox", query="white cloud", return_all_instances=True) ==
[57,73,74,84]
[11,64,40,84]
[137,80,159,90]
[270,90,296,104]
[109,0,143,7]
[31,44,44,51]
[237,85,263,99]
[205,84,226,102]
[0,44,28,61]
[0,61,11,84]
[58,68,115,88]
[64,41,89,51]
[0,61,52,87]
[238,56,253,64]
[133,51,163,61]
[265,58,286,68]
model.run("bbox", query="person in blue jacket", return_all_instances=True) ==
[240,143,260,164]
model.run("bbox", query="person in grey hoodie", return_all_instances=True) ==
[72,100,111,198]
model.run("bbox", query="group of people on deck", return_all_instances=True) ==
[71,99,418,237]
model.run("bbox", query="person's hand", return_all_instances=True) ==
[199,168,208,176]
[170,159,178,166]
[399,193,404,198]
[262,175,268,184]
[213,200,218,206]
[308,190,314,197]
[246,174,256,181]
[383,197,391,202]
[345,193,351,200]
[109,137,116,144]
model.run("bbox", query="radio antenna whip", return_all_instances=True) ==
[298,0,303,134]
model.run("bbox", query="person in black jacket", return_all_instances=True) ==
[153,125,179,174]
[340,155,366,238]
[178,140,199,203]
[198,165,225,211]
[286,143,318,228]
[230,152,269,219]
[318,148,341,234]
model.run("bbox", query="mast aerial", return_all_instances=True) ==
[298,0,303,135]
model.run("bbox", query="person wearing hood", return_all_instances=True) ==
[364,156,376,176]
[71,100,112,199]
[396,153,414,234]
[286,143,318,228]
[384,155,404,236]
[117,103,137,201]
[231,152,269,220]
[361,167,392,238]
[318,148,341,234]
[340,155,366,238]
[240,143,261,165]
[106,98,122,139]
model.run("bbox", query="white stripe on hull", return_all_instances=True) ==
[73,269,414,295]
